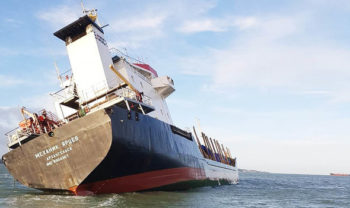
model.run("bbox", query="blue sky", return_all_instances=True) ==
[1,0,350,174]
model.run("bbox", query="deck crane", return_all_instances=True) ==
[109,64,143,102]
[19,107,40,133]
[19,107,59,134]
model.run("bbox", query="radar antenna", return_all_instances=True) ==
[80,0,99,24]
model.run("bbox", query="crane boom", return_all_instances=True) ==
[21,107,37,122]
[109,64,143,102]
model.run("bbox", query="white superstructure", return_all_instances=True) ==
[66,24,116,101]
[51,12,175,124]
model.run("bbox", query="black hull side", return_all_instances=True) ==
[79,105,237,194]
[82,105,204,183]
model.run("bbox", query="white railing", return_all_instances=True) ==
[110,48,152,84]
[75,68,152,105]
[50,68,77,102]
[51,85,77,103]
[110,48,144,65]
[5,110,62,147]
[77,75,152,107]
[6,127,32,147]
[78,75,121,103]
[81,83,152,106]
[114,87,152,106]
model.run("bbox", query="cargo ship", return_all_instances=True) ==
[330,173,350,176]
[1,8,238,195]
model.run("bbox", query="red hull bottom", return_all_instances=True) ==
[69,167,208,196]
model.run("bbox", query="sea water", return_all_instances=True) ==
[0,164,349,208]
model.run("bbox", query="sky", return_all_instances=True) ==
[1,0,350,175]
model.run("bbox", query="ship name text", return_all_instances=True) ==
[35,145,59,159]
[34,136,79,166]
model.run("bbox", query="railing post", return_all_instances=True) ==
[16,130,21,146]
[139,104,145,115]
[7,135,11,150]
[124,100,131,111]
[31,124,35,134]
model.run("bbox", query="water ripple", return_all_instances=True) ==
[1,165,350,208]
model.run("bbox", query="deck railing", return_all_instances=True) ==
[5,126,33,147]
[5,109,61,148]
[51,72,152,113]
[110,48,152,84]
[50,85,77,102]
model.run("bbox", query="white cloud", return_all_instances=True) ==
[0,47,66,57]
[306,0,350,10]
[178,16,257,33]
[150,0,217,17]
[167,98,196,109]
[0,47,21,56]
[0,107,21,129]
[3,18,22,27]
[327,89,350,104]
[20,94,56,113]
[4,18,17,23]
[109,28,164,49]
[34,0,218,49]
[106,0,218,48]
[178,18,226,33]
[179,14,350,102]
[196,106,350,174]
[211,44,350,90]
[0,107,23,156]
[111,15,166,32]
[0,74,24,87]
[0,95,57,156]
[226,136,350,175]
[36,5,81,29]
[174,11,350,174]
[178,52,216,75]
[107,10,168,49]
[234,17,258,30]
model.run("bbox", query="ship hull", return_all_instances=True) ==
[2,105,238,195]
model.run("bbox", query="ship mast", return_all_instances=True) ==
[80,0,100,25]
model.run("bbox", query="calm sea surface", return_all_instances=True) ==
[0,164,349,208]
